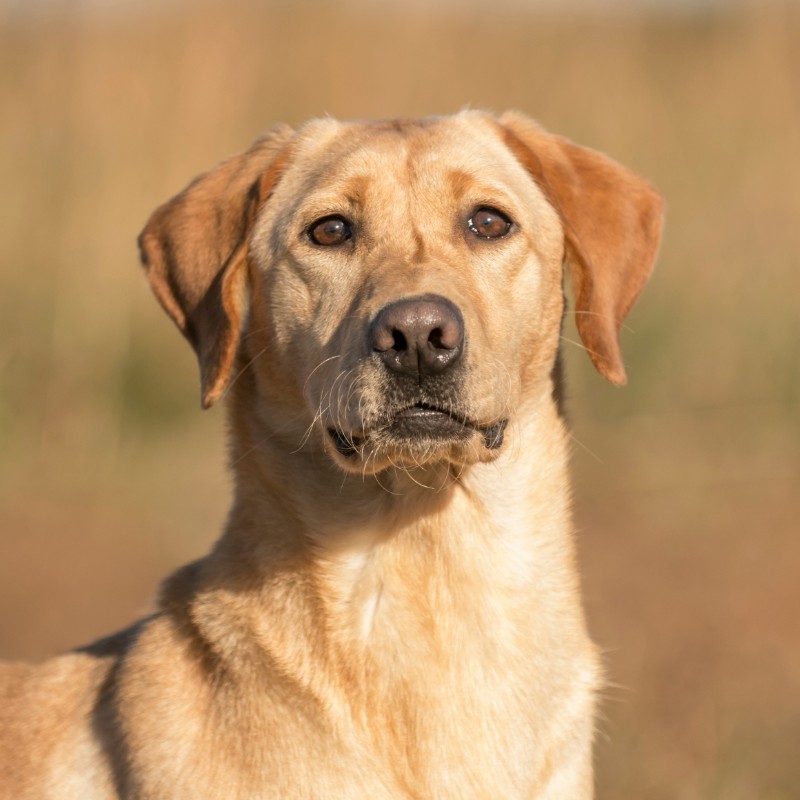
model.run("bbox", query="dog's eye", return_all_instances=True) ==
[308,216,352,247]
[467,207,512,240]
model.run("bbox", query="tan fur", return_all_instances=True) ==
[0,111,663,799]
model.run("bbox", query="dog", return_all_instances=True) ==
[0,111,663,799]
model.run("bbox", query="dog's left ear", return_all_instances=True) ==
[138,125,294,408]
[499,111,664,385]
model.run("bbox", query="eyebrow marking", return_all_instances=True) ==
[342,174,370,206]
[448,169,474,202]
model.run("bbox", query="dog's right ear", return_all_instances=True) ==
[138,125,294,409]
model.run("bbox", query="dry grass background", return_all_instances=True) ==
[1,0,798,796]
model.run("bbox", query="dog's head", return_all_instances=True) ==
[139,112,662,474]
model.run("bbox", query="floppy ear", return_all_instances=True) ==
[138,125,294,408]
[499,111,664,385]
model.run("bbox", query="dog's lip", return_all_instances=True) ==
[391,402,471,439]
[327,403,508,456]
[395,403,506,440]
[327,428,364,456]
[394,402,462,422]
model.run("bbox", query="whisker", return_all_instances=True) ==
[391,454,434,490]
[567,432,604,465]
[302,354,342,393]
[572,309,634,334]
[293,405,324,453]
[559,335,592,355]
[219,346,268,402]
[238,325,271,342]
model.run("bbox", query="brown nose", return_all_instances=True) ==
[370,294,465,377]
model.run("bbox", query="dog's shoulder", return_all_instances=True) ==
[0,624,143,797]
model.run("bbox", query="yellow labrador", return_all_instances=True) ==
[0,111,663,799]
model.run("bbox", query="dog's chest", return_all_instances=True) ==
[311,527,561,796]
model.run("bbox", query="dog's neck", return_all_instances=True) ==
[162,379,595,790]
[187,377,581,664]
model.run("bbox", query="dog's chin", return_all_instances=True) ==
[325,408,508,475]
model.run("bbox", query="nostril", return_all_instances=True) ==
[428,324,461,351]
[373,326,394,353]
[369,294,465,376]
[428,327,446,349]
[373,327,408,353]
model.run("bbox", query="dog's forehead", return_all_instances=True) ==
[286,113,536,200]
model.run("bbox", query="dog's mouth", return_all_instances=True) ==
[327,402,508,459]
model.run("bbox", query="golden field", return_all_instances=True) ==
[0,1,798,796]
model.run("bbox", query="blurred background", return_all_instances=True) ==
[1,0,798,796]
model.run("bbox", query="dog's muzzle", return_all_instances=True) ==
[325,294,508,460]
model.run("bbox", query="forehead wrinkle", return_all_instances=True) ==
[402,134,436,264]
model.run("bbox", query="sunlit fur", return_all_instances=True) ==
[0,111,662,799]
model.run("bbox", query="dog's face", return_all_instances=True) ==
[139,112,663,474]
[249,115,565,471]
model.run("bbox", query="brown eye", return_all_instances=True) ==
[308,215,352,246]
[468,207,512,239]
